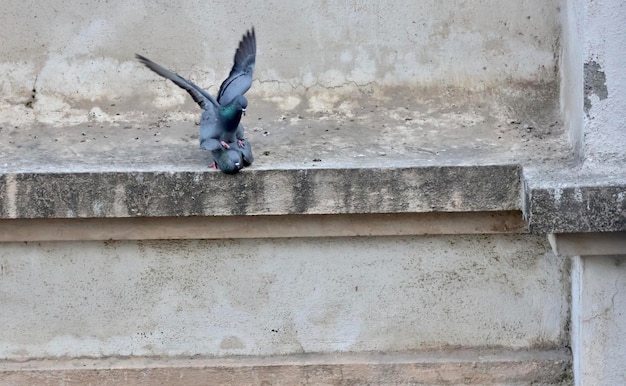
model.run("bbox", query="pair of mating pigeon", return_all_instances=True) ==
[136,28,256,174]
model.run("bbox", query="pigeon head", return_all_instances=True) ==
[213,147,243,174]
[227,148,243,168]
[221,95,247,115]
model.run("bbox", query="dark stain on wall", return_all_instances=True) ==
[584,60,608,116]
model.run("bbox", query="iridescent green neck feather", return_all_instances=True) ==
[219,95,248,132]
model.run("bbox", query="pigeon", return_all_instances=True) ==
[135,28,256,173]
[135,54,247,165]
[217,28,256,166]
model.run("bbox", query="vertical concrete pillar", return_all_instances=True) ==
[550,233,626,385]
[572,255,626,385]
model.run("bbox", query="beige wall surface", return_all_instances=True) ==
[0,0,560,126]
[0,235,568,359]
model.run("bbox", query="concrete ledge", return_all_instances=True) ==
[0,211,525,241]
[548,232,626,257]
[0,349,571,385]
[0,165,521,219]
[523,181,626,233]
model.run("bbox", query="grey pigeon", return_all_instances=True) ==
[135,28,256,173]
[135,54,247,163]
[217,28,256,166]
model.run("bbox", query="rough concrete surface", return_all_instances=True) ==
[0,85,565,172]
[0,235,569,359]
[0,0,560,127]
[522,165,626,233]
[525,184,626,233]
[0,166,522,219]
[0,349,572,386]
[0,85,568,219]
[0,0,566,174]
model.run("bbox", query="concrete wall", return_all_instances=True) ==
[6,2,614,383]
[0,0,560,127]
[556,2,626,379]
[0,234,568,360]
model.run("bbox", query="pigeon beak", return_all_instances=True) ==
[242,108,246,116]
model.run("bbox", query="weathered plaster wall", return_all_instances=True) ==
[0,235,568,360]
[0,0,560,126]
[560,0,626,165]
[580,0,626,166]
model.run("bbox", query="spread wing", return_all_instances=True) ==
[217,28,256,105]
[136,54,219,110]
